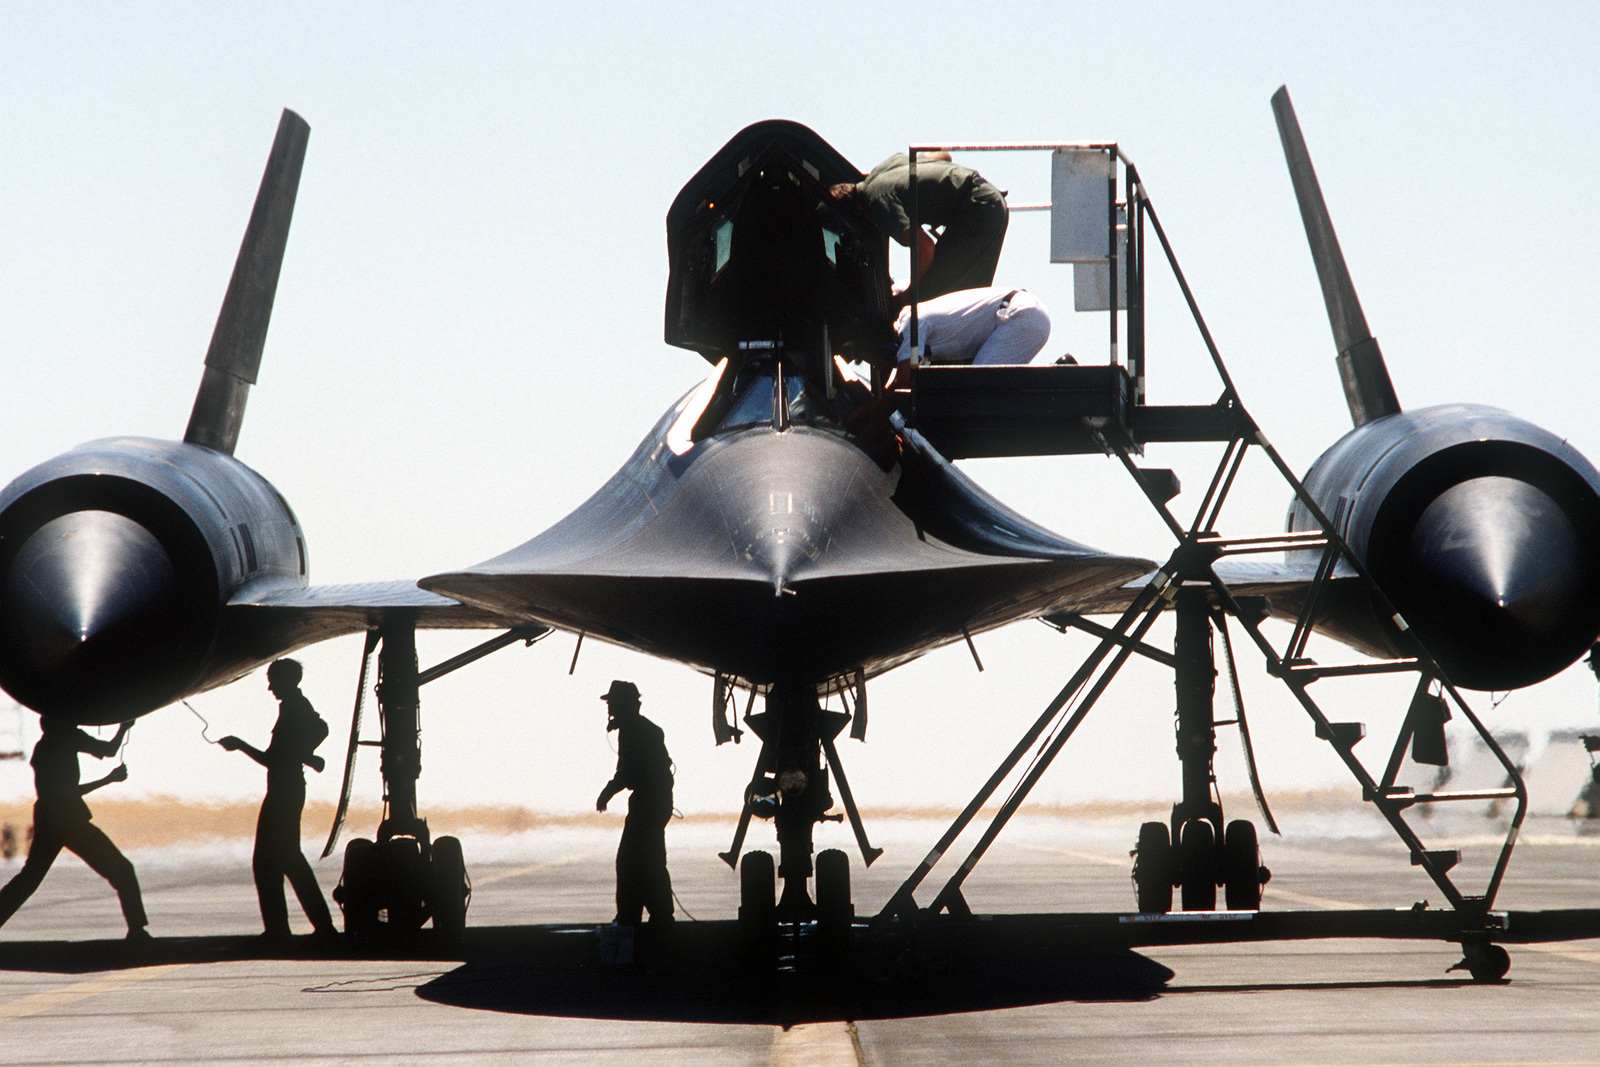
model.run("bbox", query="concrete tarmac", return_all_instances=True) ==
[1,813,1599,1065]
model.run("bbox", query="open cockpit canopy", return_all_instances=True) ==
[664,120,897,370]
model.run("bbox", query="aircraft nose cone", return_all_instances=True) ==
[0,510,180,707]
[1402,475,1593,688]
[721,448,874,594]
[750,506,822,595]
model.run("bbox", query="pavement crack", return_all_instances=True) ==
[302,971,447,994]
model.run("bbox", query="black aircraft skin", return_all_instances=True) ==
[0,112,500,726]
[1208,90,1600,693]
[2,100,1600,913]
[416,121,1155,693]
[416,367,1153,689]
[422,113,1600,700]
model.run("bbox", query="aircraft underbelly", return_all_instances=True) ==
[423,427,1150,684]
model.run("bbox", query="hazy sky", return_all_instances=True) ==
[1,4,1598,838]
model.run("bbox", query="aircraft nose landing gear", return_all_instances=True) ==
[723,682,875,970]
[738,846,854,971]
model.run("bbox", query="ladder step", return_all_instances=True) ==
[1315,721,1366,747]
[1201,530,1331,555]
[1411,787,1518,804]
[1411,849,1460,873]
[1283,658,1421,680]
[1366,785,1415,806]
[1365,785,1518,808]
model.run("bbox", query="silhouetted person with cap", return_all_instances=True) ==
[596,680,675,926]
[220,658,337,942]
[0,716,148,940]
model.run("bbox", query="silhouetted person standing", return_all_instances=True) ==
[0,717,148,939]
[595,680,674,926]
[220,658,336,942]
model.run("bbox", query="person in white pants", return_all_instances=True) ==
[894,286,1051,366]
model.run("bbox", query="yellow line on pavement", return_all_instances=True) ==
[1010,841,1131,867]
[1513,941,1600,966]
[0,963,187,1022]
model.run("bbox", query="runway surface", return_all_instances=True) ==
[1,811,1599,1065]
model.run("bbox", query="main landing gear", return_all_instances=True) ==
[1133,817,1267,914]
[323,618,540,950]
[722,682,877,969]
[1133,586,1269,915]
[336,831,469,947]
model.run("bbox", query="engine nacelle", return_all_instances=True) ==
[1287,404,1600,690]
[0,437,307,723]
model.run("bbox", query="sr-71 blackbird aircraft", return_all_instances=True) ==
[2,89,1597,977]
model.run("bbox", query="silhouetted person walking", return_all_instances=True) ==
[0,717,148,939]
[220,658,336,942]
[596,680,674,926]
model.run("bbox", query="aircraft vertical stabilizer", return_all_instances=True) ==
[183,109,310,455]
[1271,86,1401,427]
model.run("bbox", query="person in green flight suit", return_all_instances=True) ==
[830,150,1009,303]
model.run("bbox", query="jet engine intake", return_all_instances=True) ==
[0,435,309,724]
[0,474,219,723]
[1288,406,1600,691]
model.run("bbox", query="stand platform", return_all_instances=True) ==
[900,363,1249,458]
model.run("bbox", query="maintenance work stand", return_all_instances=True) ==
[869,133,1600,984]
[314,119,1600,984]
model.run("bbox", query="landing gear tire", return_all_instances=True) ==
[1179,819,1217,911]
[337,838,379,939]
[1134,822,1174,913]
[1222,820,1262,910]
[815,848,853,960]
[739,850,776,967]
[336,836,432,942]
[428,835,469,949]
[1456,943,1511,982]
[376,837,428,931]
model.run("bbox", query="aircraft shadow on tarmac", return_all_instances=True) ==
[0,923,1511,1023]
[411,921,1172,1025]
